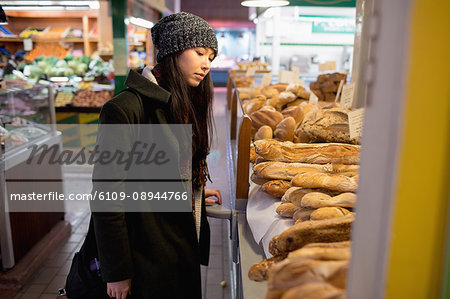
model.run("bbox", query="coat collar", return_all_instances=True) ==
[125,68,171,105]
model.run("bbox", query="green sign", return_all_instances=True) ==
[289,0,356,7]
[312,21,355,33]
[299,15,355,34]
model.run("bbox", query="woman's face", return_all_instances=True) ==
[178,47,215,87]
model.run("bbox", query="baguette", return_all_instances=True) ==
[291,172,358,193]
[310,207,351,220]
[267,259,348,299]
[269,214,354,256]
[287,246,350,261]
[254,140,360,164]
[262,180,292,198]
[253,161,359,181]
[276,203,301,218]
[280,282,346,299]
[250,144,257,163]
[301,192,357,209]
[250,172,269,185]
[292,207,315,222]
[248,255,286,282]
[253,162,326,181]
[303,241,351,249]
[282,187,338,207]
[262,86,280,98]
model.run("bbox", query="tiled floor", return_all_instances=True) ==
[10,88,232,299]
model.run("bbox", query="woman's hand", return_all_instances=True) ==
[205,189,222,204]
[107,279,131,299]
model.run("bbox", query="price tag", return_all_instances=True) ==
[278,70,295,84]
[309,91,319,105]
[245,66,257,77]
[334,80,345,103]
[291,66,300,83]
[318,63,328,72]
[348,108,364,140]
[339,82,356,109]
[326,61,336,71]
[260,72,272,87]
[23,39,33,51]
[297,79,305,86]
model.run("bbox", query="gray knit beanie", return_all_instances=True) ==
[151,12,218,62]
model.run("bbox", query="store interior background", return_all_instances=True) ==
[0,0,448,299]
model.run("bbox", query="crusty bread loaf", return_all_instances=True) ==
[250,143,257,163]
[274,117,296,142]
[283,187,338,207]
[300,108,359,144]
[249,86,263,98]
[281,105,304,124]
[276,203,301,218]
[303,241,351,249]
[280,282,346,299]
[254,140,360,164]
[286,83,310,100]
[293,126,312,143]
[286,98,308,107]
[266,259,348,299]
[235,76,254,88]
[252,161,359,181]
[265,95,285,111]
[270,83,289,92]
[269,214,354,256]
[292,172,357,193]
[253,162,328,181]
[287,246,351,261]
[262,86,280,98]
[292,207,315,222]
[301,192,357,209]
[278,91,297,105]
[248,254,286,282]
[242,96,266,115]
[262,180,292,198]
[310,207,351,221]
[255,125,273,140]
[327,262,348,289]
[251,172,269,185]
[250,107,284,133]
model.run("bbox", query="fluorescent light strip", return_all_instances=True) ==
[0,1,99,9]
[129,17,154,29]
[241,0,289,7]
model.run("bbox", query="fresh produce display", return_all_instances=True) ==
[24,44,69,61]
[55,92,74,107]
[39,28,69,39]
[23,54,113,79]
[71,90,112,107]
[20,28,46,39]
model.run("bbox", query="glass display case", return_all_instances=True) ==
[0,84,64,270]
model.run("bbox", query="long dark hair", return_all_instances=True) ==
[156,53,214,187]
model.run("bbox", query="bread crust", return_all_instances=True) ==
[254,140,360,164]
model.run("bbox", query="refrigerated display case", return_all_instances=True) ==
[0,84,65,270]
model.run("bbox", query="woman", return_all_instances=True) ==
[90,12,221,299]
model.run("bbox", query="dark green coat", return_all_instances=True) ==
[89,69,210,298]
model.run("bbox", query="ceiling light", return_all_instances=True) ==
[129,17,154,29]
[241,0,289,7]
